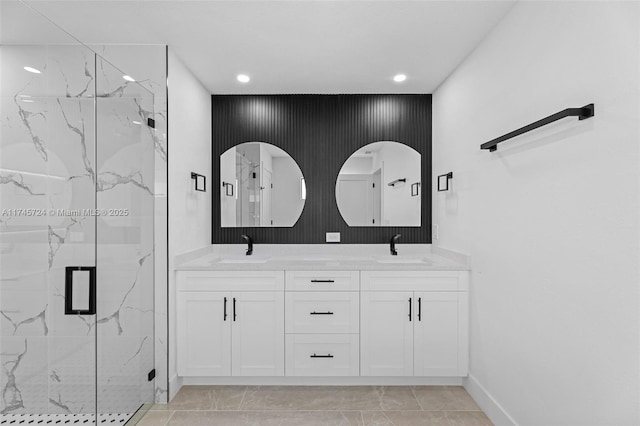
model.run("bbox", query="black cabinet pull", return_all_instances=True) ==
[418,297,421,321]
[310,353,334,358]
[310,311,334,315]
[310,279,334,283]
[233,297,237,321]
[223,297,228,321]
[408,297,412,321]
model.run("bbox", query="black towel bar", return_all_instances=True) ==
[481,103,594,152]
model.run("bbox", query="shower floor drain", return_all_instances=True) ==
[0,412,132,424]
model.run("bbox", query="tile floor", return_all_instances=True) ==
[136,386,493,425]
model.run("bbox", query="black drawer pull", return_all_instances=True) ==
[418,297,421,321]
[310,311,334,315]
[408,297,412,321]
[310,353,334,358]
[310,279,335,283]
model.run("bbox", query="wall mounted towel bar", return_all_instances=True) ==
[480,103,594,152]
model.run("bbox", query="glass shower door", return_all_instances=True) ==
[95,56,156,422]
[0,41,99,423]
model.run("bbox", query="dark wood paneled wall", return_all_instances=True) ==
[211,94,432,244]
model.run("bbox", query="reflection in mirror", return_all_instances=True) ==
[221,142,306,227]
[336,141,420,227]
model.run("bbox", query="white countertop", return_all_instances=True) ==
[175,244,470,271]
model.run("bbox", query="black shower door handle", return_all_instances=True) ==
[65,266,96,315]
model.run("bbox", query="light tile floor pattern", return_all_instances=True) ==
[135,386,493,426]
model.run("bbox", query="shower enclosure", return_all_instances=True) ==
[1,1,159,423]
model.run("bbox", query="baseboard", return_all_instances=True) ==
[169,375,183,402]
[464,374,517,426]
[181,376,464,386]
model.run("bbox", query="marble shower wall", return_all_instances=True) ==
[0,42,168,415]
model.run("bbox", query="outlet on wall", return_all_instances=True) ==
[326,232,341,243]
[432,224,439,241]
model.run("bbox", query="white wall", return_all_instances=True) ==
[167,49,211,397]
[432,2,639,425]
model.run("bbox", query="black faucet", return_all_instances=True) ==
[390,234,401,256]
[241,234,253,256]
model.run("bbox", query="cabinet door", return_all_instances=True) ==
[361,291,413,376]
[177,292,231,376]
[414,292,460,376]
[231,291,284,376]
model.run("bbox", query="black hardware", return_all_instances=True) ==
[310,311,334,315]
[411,182,420,196]
[310,354,334,358]
[224,297,228,321]
[146,117,155,128]
[233,297,237,321]
[408,297,412,321]
[191,172,206,192]
[148,369,156,381]
[64,266,96,315]
[418,297,421,321]
[390,234,401,256]
[241,234,253,255]
[481,103,595,152]
[388,178,407,187]
[222,181,234,197]
[310,279,334,283]
[437,172,453,192]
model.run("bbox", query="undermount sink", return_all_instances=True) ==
[218,258,269,264]
[273,256,374,263]
[376,258,431,264]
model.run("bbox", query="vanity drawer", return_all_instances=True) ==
[285,292,359,334]
[285,334,359,376]
[285,271,359,292]
[361,270,467,292]
[177,270,284,292]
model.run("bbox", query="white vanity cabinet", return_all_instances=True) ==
[176,266,469,381]
[176,271,285,377]
[360,271,469,377]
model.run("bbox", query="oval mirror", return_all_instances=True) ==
[336,141,420,227]
[220,142,306,227]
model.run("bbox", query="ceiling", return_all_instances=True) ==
[2,0,516,94]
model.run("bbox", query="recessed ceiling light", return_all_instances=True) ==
[237,74,250,83]
[393,74,407,83]
[123,75,135,82]
[24,66,41,74]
